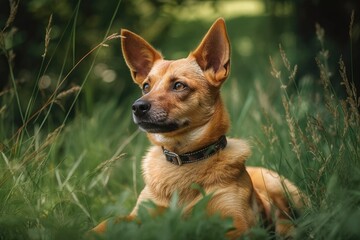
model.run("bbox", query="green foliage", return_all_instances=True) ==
[94,194,233,240]
[255,22,360,239]
[1,0,359,239]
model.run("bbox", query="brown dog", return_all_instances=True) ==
[93,18,303,238]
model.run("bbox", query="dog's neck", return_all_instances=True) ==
[147,98,230,154]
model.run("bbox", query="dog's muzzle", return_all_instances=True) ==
[131,99,180,133]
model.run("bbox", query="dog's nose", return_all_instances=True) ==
[132,99,151,117]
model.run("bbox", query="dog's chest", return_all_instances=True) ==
[142,148,203,203]
[141,139,251,204]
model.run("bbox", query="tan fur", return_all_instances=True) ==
[93,18,303,238]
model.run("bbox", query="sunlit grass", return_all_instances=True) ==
[171,0,266,21]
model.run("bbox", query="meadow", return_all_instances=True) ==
[1,1,359,239]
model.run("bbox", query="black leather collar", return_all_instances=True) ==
[162,135,227,166]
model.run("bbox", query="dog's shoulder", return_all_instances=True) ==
[223,138,251,163]
[204,138,251,184]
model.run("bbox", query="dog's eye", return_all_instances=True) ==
[173,82,187,91]
[142,83,150,93]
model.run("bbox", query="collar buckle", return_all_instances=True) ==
[163,149,182,166]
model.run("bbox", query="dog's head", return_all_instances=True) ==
[121,18,230,140]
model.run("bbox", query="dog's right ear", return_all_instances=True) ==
[121,29,163,84]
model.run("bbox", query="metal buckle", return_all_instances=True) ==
[163,149,182,166]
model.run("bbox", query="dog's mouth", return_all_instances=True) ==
[131,99,188,133]
[135,120,180,133]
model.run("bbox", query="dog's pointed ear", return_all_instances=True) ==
[121,29,163,84]
[191,18,230,87]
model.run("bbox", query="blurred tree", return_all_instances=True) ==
[295,0,359,90]
[267,0,359,91]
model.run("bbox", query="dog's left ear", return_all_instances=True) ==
[191,18,230,87]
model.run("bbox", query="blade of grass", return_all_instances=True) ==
[60,150,86,190]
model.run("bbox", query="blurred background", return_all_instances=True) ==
[1,1,360,238]
[1,0,359,126]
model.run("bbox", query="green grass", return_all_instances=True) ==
[1,2,360,240]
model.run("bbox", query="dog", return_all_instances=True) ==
[93,18,304,238]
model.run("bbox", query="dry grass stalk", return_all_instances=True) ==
[269,56,281,80]
[315,23,325,47]
[304,116,321,155]
[1,0,19,64]
[279,44,298,89]
[55,85,81,100]
[101,33,124,47]
[42,14,53,58]
[255,81,281,124]
[269,50,303,159]
[316,57,338,123]
[261,124,279,146]
[107,32,124,40]
[340,100,350,136]
[349,10,354,39]
[339,57,359,126]
[54,86,81,111]
[282,95,301,160]
[93,154,125,177]
[316,58,330,89]
[316,23,330,63]
[279,44,291,71]
[315,24,340,137]
[43,124,64,148]
[289,64,298,84]
[3,0,19,31]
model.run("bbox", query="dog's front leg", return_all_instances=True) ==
[92,186,160,234]
[129,185,167,217]
[205,186,257,239]
[91,214,136,234]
